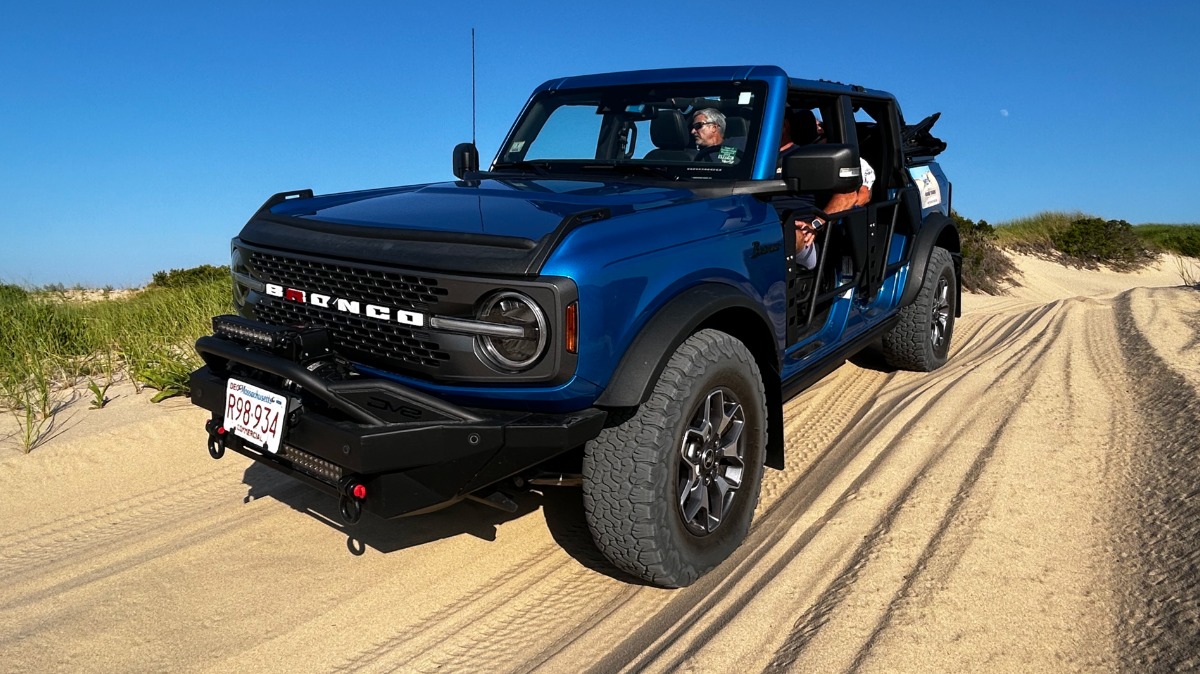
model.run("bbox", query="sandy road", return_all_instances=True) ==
[1,258,1197,673]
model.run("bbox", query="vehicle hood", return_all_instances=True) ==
[270,178,699,240]
[239,177,703,276]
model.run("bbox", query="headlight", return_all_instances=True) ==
[475,291,548,371]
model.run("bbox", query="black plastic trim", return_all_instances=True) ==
[899,213,961,313]
[523,207,610,274]
[241,203,620,278]
[254,189,314,218]
[595,283,776,408]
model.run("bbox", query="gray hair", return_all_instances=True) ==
[694,108,726,135]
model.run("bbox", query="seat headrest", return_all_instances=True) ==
[788,109,820,145]
[725,116,748,138]
[650,110,690,151]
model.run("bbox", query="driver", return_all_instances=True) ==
[691,108,740,165]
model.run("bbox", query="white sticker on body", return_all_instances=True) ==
[909,166,942,209]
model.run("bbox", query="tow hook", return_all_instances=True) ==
[205,419,227,459]
[338,478,367,526]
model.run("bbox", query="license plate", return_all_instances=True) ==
[223,379,288,454]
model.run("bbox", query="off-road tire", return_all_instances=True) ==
[882,246,957,371]
[582,329,767,587]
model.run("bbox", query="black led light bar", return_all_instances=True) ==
[211,315,331,362]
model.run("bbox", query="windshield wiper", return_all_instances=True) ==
[491,160,553,176]
[579,162,677,180]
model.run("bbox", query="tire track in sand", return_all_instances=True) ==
[1113,289,1200,672]
[621,296,1113,672]
[763,295,1128,671]
[0,461,289,584]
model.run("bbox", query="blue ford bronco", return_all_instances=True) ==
[190,65,956,587]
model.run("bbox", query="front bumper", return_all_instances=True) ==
[190,330,606,520]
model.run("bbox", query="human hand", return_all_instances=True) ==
[796,221,816,249]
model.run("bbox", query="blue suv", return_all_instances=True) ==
[190,65,957,587]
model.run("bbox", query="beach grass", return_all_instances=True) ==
[0,272,231,451]
[992,211,1200,259]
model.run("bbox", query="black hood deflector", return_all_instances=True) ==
[238,207,610,277]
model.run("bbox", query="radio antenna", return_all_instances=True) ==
[471,28,477,146]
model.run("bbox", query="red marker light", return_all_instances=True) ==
[352,484,367,500]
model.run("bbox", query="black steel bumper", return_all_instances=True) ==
[190,332,606,520]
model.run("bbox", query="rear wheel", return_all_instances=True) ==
[882,246,957,371]
[583,330,766,587]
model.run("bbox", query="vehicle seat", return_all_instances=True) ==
[724,116,748,151]
[788,109,820,145]
[645,110,695,161]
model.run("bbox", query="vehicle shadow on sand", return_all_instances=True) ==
[239,462,646,583]
[239,462,539,555]
[537,486,654,585]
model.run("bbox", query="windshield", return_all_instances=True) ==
[494,81,767,181]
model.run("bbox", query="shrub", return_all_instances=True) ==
[1174,232,1200,258]
[992,211,1090,256]
[1051,217,1154,271]
[953,211,1019,295]
[0,283,28,306]
[149,264,230,289]
[1135,225,1200,258]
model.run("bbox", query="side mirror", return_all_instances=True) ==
[452,142,479,179]
[782,144,863,194]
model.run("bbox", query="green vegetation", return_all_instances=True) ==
[87,379,111,409]
[953,211,1019,295]
[149,264,231,290]
[985,211,1200,274]
[0,268,231,452]
[1134,224,1200,258]
[1050,217,1155,272]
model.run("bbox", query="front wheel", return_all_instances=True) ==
[583,329,767,587]
[882,246,957,371]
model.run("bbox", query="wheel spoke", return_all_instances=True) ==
[705,391,725,439]
[707,476,732,527]
[722,461,744,488]
[681,476,707,524]
[719,421,744,458]
[680,430,704,470]
[715,392,736,435]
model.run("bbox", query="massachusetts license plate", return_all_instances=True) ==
[223,379,287,454]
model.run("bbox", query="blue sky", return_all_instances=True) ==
[2,1,1196,287]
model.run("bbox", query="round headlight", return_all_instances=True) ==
[475,291,548,371]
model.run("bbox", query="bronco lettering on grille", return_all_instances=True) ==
[264,283,425,327]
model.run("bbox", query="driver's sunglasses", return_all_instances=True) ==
[690,121,716,131]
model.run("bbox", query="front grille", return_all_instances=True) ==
[248,250,454,371]
[256,299,451,369]
[249,251,449,308]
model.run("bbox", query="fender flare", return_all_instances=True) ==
[594,283,778,408]
[900,213,962,314]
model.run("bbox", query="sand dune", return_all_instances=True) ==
[1,253,1197,673]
